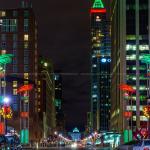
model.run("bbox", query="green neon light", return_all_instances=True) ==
[20,129,29,144]
[0,54,13,65]
[141,54,150,64]
[92,0,104,8]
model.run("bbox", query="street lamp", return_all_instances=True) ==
[3,97,10,105]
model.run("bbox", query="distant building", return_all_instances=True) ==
[90,0,111,131]
[38,57,56,138]
[54,72,65,132]
[0,0,39,141]
[68,127,81,141]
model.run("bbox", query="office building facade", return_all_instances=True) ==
[0,0,39,140]
[111,0,149,133]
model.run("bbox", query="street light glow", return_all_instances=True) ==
[3,97,10,104]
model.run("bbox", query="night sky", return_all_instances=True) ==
[1,0,109,131]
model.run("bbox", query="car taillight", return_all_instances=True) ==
[143,147,150,150]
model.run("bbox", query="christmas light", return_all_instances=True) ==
[0,54,13,65]
[119,84,135,93]
[143,106,150,118]
[17,84,33,93]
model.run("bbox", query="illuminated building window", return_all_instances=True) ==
[133,116,148,121]
[38,108,40,112]
[24,34,29,41]
[38,81,41,85]
[1,50,6,54]
[13,81,17,87]
[24,65,29,72]
[93,64,97,67]
[126,55,136,60]
[24,81,28,85]
[13,89,17,95]
[0,11,6,17]
[126,44,136,51]
[92,94,97,98]
[96,16,101,22]
[24,73,29,79]
[24,42,28,49]
[1,81,6,87]
[24,57,28,64]
[139,45,149,50]
[38,88,40,92]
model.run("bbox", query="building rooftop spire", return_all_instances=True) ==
[92,0,104,9]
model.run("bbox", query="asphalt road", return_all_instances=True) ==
[22,146,111,150]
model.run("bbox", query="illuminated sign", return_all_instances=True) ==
[101,58,111,63]
[90,8,106,14]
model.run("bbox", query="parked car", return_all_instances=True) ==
[0,135,10,149]
[133,139,150,150]
[5,134,22,150]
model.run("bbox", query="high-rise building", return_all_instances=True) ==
[0,0,39,140]
[54,72,65,132]
[38,57,56,138]
[111,0,149,134]
[90,0,111,131]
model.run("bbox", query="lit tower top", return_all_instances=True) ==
[91,0,106,13]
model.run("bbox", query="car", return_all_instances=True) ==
[5,134,22,150]
[0,135,10,150]
[133,139,150,150]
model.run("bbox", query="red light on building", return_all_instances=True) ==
[90,8,106,14]
[0,122,4,135]
[20,112,29,118]
[124,111,132,118]
[17,84,33,93]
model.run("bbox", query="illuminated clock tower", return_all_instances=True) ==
[90,0,111,131]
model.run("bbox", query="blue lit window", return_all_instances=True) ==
[24,65,29,72]
[13,42,17,49]
[24,57,28,64]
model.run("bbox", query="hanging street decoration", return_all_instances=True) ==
[17,84,33,93]
[20,112,29,118]
[124,111,132,118]
[0,106,13,119]
[143,106,150,118]
[141,54,150,64]
[119,84,135,94]
[0,54,13,65]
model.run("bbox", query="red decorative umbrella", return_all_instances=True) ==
[119,84,135,93]
[17,84,33,93]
